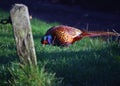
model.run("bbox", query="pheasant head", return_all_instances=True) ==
[41,35,53,45]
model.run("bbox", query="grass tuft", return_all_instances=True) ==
[8,63,62,86]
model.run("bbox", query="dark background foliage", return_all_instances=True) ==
[0,0,120,32]
[0,0,120,14]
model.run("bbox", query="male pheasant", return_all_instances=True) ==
[41,25,119,46]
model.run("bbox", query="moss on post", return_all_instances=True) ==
[10,4,37,66]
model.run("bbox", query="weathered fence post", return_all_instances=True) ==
[10,4,37,66]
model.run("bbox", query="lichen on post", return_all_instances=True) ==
[10,4,37,66]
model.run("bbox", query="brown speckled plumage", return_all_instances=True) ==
[41,25,120,46]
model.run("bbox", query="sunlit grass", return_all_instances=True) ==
[0,9,120,86]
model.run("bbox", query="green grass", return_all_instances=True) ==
[0,9,120,86]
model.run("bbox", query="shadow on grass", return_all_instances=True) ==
[0,40,18,64]
[0,32,13,38]
[37,44,120,86]
[0,32,18,64]
[0,54,18,65]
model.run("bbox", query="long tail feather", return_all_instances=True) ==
[83,31,120,37]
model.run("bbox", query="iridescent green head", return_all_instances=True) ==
[41,35,52,45]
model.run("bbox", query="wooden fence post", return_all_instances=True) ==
[10,4,37,66]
